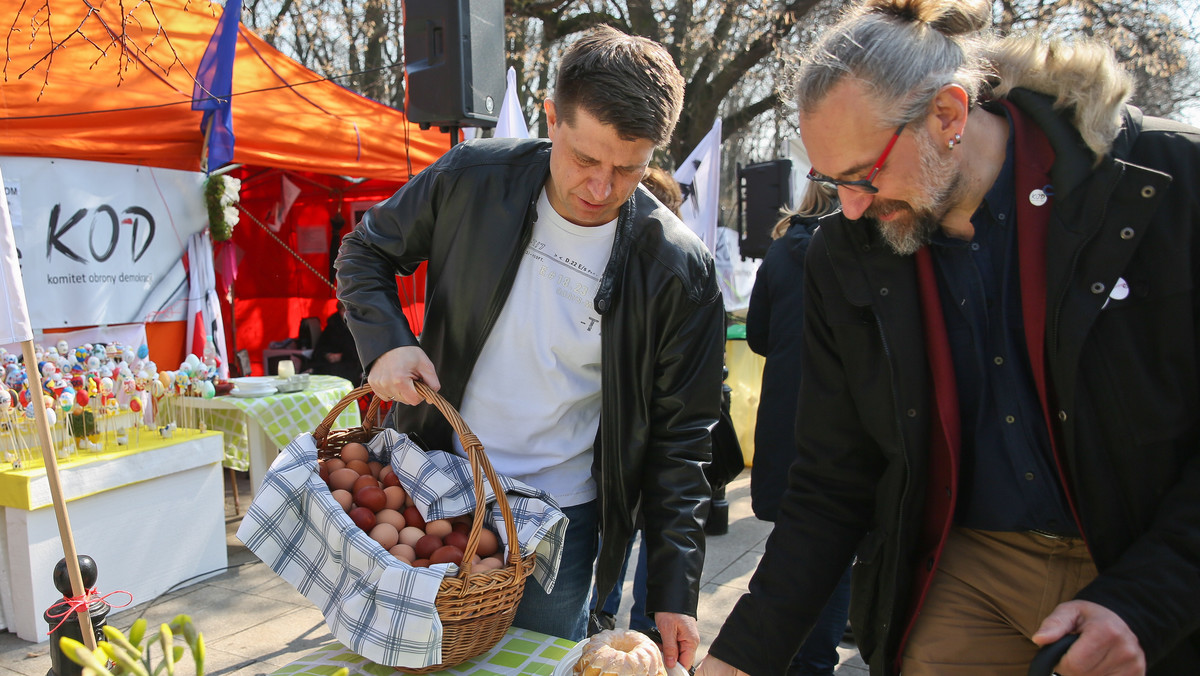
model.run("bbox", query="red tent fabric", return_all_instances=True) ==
[1,0,444,372]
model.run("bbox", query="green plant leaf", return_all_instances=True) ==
[159,624,176,676]
[193,632,206,676]
[128,618,148,647]
[102,624,143,660]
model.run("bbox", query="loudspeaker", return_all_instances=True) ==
[738,159,793,260]
[403,0,506,130]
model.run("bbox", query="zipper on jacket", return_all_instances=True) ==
[874,311,913,675]
[1046,166,1122,552]
[467,192,541,364]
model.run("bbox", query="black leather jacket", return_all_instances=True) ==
[335,137,726,618]
[709,93,1200,674]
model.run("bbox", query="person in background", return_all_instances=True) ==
[744,182,851,676]
[336,26,725,670]
[589,165,685,644]
[698,0,1200,673]
[309,301,364,385]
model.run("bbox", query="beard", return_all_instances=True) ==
[866,128,961,256]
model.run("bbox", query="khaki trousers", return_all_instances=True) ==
[900,528,1098,675]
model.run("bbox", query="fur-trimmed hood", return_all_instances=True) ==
[986,36,1133,162]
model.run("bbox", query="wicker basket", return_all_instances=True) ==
[312,382,537,673]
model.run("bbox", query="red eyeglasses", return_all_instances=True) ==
[806,123,906,195]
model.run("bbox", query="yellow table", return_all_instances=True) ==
[172,375,360,496]
[0,430,227,642]
[270,627,578,676]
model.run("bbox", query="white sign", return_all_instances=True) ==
[0,157,208,329]
[1,165,33,345]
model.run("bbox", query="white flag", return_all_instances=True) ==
[673,119,722,255]
[494,67,530,140]
[268,175,302,232]
[0,166,33,345]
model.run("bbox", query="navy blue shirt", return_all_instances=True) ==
[929,111,1078,536]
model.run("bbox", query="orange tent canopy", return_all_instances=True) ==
[0,0,446,182]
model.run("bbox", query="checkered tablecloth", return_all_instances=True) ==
[269,627,579,676]
[174,375,360,471]
[237,428,568,670]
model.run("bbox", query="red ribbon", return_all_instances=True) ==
[45,588,133,635]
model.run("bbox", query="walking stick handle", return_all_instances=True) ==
[1028,633,1079,676]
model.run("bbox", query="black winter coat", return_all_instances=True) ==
[707,91,1200,674]
[334,138,726,618]
[745,217,819,522]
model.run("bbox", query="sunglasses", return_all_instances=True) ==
[806,123,906,195]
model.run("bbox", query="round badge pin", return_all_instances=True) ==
[1029,189,1048,206]
[1110,277,1130,300]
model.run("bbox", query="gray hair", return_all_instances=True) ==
[795,0,994,126]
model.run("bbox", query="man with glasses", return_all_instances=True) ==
[697,0,1200,674]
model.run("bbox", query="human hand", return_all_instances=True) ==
[1032,599,1146,675]
[694,655,749,676]
[654,612,699,670]
[367,346,440,405]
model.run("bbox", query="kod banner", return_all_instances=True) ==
[0,156,207,328]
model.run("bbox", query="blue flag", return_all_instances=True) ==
[192,0,243,172]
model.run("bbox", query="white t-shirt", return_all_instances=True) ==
[453,188,616,506]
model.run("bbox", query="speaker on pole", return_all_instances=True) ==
[402,0,506,131]
[738,159,793,260]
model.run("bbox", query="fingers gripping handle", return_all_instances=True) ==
[1028,634,1079,676]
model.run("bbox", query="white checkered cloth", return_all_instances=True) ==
[236,428,568,669]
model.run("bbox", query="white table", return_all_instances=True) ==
[0,430,227,643]
[172,375,360,496]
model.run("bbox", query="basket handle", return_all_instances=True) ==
[312,384,382,446]
[411,381,527,585]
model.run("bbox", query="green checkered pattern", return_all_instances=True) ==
[268,627,577,676]
[183,375,360,471]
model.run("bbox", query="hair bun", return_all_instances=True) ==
[862,0,990,37]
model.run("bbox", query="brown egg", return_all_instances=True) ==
[339,442,369,465]
[329,468,360,492]
[351,474,379,494]
[414,534,443,560]
[475,528,500,558]
[425,519,452,538]
[451,520,471,535]
[345,459,372,476]
[375,508,406,531]
[430,545,464,566]
[381,467,401,488]
[349,507,376,531]
[318,462,330,483]
[324,458,347,473]
[412,558,430,568]
[444,531,469,553]
[472,557,503,573]
[331,489,354,512]
[398,526,425,548]
[354,486,386,513]
[403,505,426,531]
[369,523,400,550]
[368,460,384,478]
[383,486,406,511]
[389,543,416,564]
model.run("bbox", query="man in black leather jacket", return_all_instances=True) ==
[335,26,725,670]
[699,0,1200,674]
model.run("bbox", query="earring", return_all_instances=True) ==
[948,132,962,150]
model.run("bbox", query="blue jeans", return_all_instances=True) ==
[590,530,656,632]
[788,565,853,676]
[512,501,598,641]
